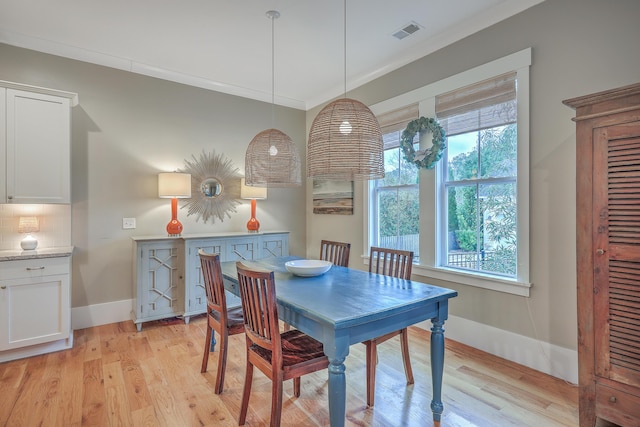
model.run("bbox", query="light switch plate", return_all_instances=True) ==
[122,218,136,229]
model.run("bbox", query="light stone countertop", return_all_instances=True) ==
[0,246,74,262]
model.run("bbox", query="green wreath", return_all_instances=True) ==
[400,116,446,170]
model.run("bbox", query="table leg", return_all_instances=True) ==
[430,319,445,423]
[210,334,216,352]
[327,356,346,427]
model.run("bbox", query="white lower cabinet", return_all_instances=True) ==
[0,255,72,362]
[132,232,289,330]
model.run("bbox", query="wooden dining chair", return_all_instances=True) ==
[364,246,415,407]
[198,249,245,394]
[236,262,329,427]
[319,239,351,267]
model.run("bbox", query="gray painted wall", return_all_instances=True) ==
[306,0,640,351]
[0,43,307,307]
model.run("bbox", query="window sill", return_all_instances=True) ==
[413,264,531,297]
[363,256,531,296]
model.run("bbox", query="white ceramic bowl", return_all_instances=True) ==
[285,259,332,277]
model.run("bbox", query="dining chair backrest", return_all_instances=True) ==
[236,262,282,359]
[369,246,414,280]
[320,239,351,267]
[199,249,228,316]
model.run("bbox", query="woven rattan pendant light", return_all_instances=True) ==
[307,0,384,181]
[245,10,301,188]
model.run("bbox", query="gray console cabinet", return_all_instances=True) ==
[132,232,289,330]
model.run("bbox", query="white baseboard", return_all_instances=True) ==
[417,315,578,384]
[0,335,73,363]
[72,299,133,330]
[72,300,578,384]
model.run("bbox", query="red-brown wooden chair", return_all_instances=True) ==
[198,249,245,394]
[319,239,351,267]
[236,261,329,427]
[365,246,415,406]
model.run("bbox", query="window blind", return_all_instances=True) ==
[436,71,517,137]
[377,103,419,150]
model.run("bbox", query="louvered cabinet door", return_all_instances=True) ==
[593,121,640,389]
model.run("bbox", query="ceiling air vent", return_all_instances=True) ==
[392,22,422,40]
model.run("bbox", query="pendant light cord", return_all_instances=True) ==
[266,10,280,127]
[271,11,275,125]
[343,0,347,98]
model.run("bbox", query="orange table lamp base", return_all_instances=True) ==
[246,199,260,233]
[166,197,183,236]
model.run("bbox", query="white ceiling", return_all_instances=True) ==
[0,0,544,110]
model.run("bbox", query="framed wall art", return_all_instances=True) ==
[312,179,354,215]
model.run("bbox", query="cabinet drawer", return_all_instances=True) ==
[0,257,70,281]
[596,383,640,425]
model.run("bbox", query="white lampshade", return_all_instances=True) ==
[158,173,192,198]
[18,216,40,233]
[241,178,267,200]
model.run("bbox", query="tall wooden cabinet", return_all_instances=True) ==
[564,82,640,426]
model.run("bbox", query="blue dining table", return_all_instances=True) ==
[220,256,458,427]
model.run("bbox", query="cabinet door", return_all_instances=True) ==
[185,240,225,316]
[226,237,258,261]
[0,274,70,350]
[5,89,70,203]
[593,121,640,388]
[0,89,6,203]
[137,243,182,321]
[259,233,289,258]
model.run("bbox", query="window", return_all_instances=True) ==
[438,72,517,278]
[367,48,531,296]
[370,105,420,257]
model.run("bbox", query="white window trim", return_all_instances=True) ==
[366,48,532,297]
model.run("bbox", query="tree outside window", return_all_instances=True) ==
[444,124,517,277]
[372,131,420,259]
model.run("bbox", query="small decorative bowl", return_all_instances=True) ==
[285,259,332,277]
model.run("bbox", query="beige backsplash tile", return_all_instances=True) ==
[0,204,71,250]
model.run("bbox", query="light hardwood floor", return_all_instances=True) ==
[0,315,581,426]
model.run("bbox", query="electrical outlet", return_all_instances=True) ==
[122,218,136,229]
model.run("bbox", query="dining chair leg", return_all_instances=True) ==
[365,341,377,407]
[293,377,301,397]
[400,328,414,385]
[239,361,254,425]
[271,374,284,427]
[201,324,212,373]
[214,330,229,394]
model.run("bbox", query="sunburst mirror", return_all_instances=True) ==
[179,150,241,223]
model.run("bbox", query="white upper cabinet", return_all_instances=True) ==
[1,81,77,204]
